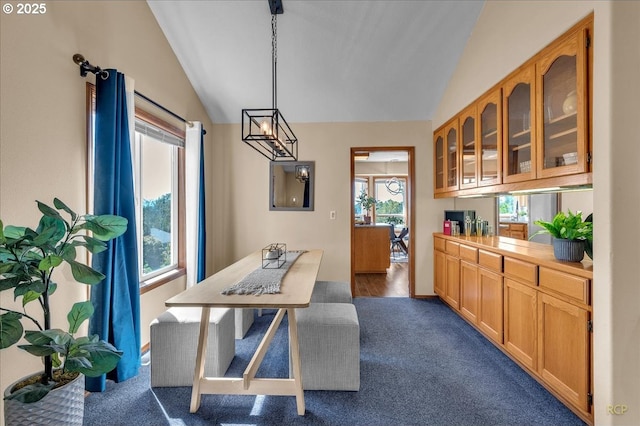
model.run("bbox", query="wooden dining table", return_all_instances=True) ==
[164,249,323,415]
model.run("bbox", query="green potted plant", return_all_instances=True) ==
[357,189,378,224]
[530,210,593,262]
[0,198,127,425]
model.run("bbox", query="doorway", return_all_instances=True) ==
[350,147,415,297]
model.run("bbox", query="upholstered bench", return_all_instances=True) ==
[150,307,235,387]
[235,308,254,339]
[292,302,360,391]
[311,280,353,304]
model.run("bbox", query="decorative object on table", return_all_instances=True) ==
[357,189,377,225]
[241,0,298,161]
[465,216,472,237]
[262,243,287,268]
[562,90,578,115]
[222,250,307,295]
[529,210,593,262]
[0,199,126,425]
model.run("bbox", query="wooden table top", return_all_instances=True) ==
[165,249,323,309]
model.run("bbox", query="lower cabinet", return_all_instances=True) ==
[477,267,503,344]
[459,260,479,323]
[444,254,460,309]
[538,293,590,412]
[504,278,538,370]
[433,235,593,424]
[434,249,445,297]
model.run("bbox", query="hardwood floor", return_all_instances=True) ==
[354,261,409,297]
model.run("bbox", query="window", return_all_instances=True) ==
[354,178,368,219]
[87,84,185,290]
[374,177,406,227]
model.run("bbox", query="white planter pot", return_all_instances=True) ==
[4,372,84,426]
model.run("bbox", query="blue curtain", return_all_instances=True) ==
[197,129,206,282]
[87,69,141,392]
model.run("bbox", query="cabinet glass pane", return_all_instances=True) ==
[542,54,578,170]
[506,83,533,176]
[446,128,457,188]
[435,135,444,190]
[461,117,476,185]
[480,103,498,182]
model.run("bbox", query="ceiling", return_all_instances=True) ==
[147,1,484,125]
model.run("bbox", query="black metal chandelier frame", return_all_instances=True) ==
[242,0,298,161]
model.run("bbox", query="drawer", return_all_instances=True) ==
[478,249,502,272]
[434,237,446,252]
[459,244,478,263]
[504,257,537,285]
[445,240,460,256]
[539,267,589,304]
[510,223,526,231]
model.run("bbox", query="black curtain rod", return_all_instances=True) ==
[73,53,206,135]
[134,90,194,129]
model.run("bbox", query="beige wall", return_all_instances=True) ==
[0,2,214,421]
[214,120,442,296]
[435,1,640,424]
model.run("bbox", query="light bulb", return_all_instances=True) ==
[260,120,271,135]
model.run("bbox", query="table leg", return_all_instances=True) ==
[190,307,211,413]
[287,308,305,415]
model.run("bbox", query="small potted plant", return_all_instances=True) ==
[530,210,593,262]
[0,198,127,425]
[357,189,377,224]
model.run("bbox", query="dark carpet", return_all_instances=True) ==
[84,298,585,425]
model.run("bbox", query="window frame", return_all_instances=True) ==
[86,84,186,294]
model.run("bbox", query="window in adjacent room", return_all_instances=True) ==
[374,177,406,227]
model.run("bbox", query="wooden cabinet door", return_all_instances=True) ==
[478,267,503,343]
[477,88,502,186]
[459,260,479,323]
[538,293,590,412]
[444,118,460,192]
[459,105,478,190]
[503,64,536,183]
[504,278,537,370]
[434,249,446,297]
[536,26,589,179]
[433,128,445,194]
[444,255,460,309]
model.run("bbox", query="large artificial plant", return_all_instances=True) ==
[0,198,127,403]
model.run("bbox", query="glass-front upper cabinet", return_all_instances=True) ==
[445,118,459,192]
[536,29,589,178]
[460,105,477,189]
[433,129,445,193]
[478,89,501,186]
[503,65,536,183]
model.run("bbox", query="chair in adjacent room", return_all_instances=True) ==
[390,226,409,258]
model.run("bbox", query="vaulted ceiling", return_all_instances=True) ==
[147,1,484,124]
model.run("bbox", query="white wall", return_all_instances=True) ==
[435,1,640,424]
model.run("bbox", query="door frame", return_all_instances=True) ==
[350,146,416,297]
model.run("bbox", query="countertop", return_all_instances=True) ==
[434,233,593,279]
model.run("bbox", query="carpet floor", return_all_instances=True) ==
[84,298,586,425]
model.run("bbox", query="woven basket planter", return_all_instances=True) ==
[4,372,85,426]
[553,238,585,262]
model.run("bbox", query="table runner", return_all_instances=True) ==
[221,250,306,295]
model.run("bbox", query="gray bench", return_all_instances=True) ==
[293,302,360,391]
[311,280,353,303]
[150,307,235,387]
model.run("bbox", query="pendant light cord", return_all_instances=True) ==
[272,13,278,110]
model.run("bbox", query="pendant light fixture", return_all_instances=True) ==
[242,0,298,161]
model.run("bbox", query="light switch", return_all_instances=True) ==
[330,210,336,220]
